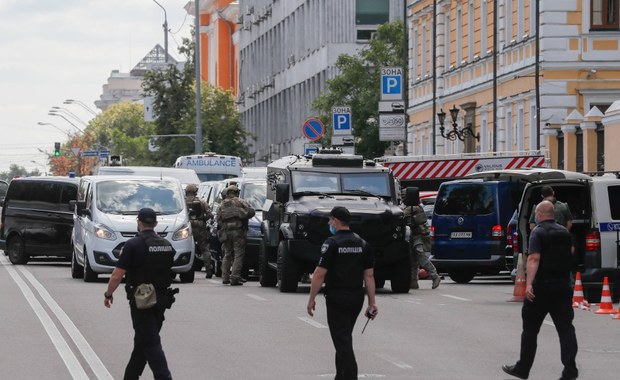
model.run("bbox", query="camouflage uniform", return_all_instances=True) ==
[404,204,440,289]
[217,185,255,285]
[185,184,213,278]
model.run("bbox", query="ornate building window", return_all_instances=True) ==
[591,0,619,30]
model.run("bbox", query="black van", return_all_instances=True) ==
[0,177,78,264]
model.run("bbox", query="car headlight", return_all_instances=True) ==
[172,224,191,241]
[95,224,116,241]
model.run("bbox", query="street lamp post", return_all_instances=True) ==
[38,122,71,137]
[48,111,84,133]
[436,105,480,142]
[50,106,88,126]
[152,0,169,62]
[64,99,99,116]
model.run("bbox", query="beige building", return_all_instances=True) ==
[406,0,620,172]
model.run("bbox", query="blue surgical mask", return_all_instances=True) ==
[329,225,337,235]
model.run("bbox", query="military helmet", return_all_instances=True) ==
[185,184,198,194]
[224,184,240,195]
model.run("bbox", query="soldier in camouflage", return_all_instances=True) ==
[403,194,441,290]
[185,184,213,278]
[217,185,255,286]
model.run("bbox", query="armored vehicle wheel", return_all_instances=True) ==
[83,254,98,282]
[277,241,299,292]
[71,247,84,279]
[7,236,28,265]
[448,270,475,284]
[390,259,411,293]
[259,240,277,287]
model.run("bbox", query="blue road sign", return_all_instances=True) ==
[82,151,98,157]
[99,150,110,158]
[381,67,403,101]
[302,118,325,141]
[332,106,352,136]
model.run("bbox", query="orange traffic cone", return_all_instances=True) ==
[509,253,526,302]
[595,277,618,314]
[613,311,620,320]
[572,272,590,309]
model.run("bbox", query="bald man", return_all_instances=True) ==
[503,201,578,380]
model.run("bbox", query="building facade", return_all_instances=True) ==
[236,0,404,163]
[186,0,240,94]
[407,0,620,171]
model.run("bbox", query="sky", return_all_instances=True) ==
[0,0,192,174]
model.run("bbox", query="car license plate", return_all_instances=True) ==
[450,231,472,239]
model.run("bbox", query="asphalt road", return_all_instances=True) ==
[1,255,619,380]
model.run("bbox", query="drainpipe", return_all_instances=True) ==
[492,0,498,152]
[432,0,437,155]
[535,0,541,149]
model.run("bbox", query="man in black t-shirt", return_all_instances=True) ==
[503,201,578,380]
[307,206,377,380]
[104,208,175,380]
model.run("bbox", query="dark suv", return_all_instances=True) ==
[260,150,410,293]
[0,176,78,264]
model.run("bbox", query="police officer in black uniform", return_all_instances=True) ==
[307,206,377,380]
[104,208,175,380]
[503,201,578,380]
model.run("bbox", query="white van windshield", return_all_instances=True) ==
[96,180,184,215]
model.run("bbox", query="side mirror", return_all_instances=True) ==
[275,183,290,204]
[75,200,90,217]
[403,187,420,207]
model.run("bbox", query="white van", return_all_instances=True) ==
[174,152,242,182]
[96,166,200,187]
[516,173,620,302]
[71,175,195,283]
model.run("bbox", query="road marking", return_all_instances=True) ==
[298,316,328,328]
[246,294,266,301]
[543,320,555,327]
[1,257,89,379]
[207,279,222,285]
[376,353,413,369]
[18,267,113,379]
[441,294,471,301]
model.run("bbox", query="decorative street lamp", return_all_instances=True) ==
[436,105,480,142]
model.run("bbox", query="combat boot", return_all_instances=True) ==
[410,279,419,289]
[205,265,213,279]
[230,278,243,286]
[432,276,441,289]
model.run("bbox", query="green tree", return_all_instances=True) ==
[0,165,41,181]
[312,20,405,159]
[89,103,156,166]
[142,30,251,165]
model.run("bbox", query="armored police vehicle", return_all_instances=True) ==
[260,150,410,293]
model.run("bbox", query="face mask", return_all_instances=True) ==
[329,225,337,235]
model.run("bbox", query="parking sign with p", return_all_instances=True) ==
[381,67,403,101]
[332,106,352,136]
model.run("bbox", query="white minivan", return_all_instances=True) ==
[71,175,195,283]
[516,173,620,303]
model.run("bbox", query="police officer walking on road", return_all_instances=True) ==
[307,206,377,380]
[104,208,176,380]
[185,184,213,278]
[503,201,578,380]
[403,188,440,290]
[217,185,255,286]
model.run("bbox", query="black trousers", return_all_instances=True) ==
[325,288,364,380]
[124,304,172,380]
[516,279,578,378]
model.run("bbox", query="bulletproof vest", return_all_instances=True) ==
[218,198,241,222]
[405,205,429,235]
[537,222,573,278]
[131,232,176,289]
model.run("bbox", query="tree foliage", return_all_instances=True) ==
[0,165,41,181]
[312,20,405,159]
[142,31,251,165]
